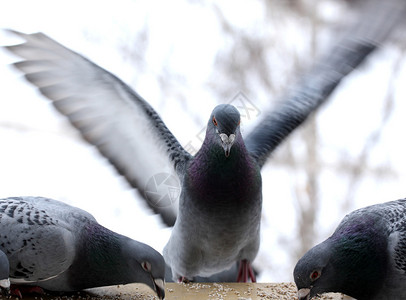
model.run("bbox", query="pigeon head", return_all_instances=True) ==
[293,241,334,300]
[207,104,241,158]
[0,251,10,296]
[122,239,166,299]
[293,214,388,300]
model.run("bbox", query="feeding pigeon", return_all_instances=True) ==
[0,250,10,295]
[3,0,405,283]
[294,198,406,300]
[0,196,165,299]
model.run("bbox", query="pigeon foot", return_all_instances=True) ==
[11,285,45,298]
[237,259,256,283]
[178,276,192,283]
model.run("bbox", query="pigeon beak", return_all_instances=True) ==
[297,288,311,300]
[219,133,236,158]
[153,278,165,299]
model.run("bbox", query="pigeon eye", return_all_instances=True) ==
[141,261,151,272]
[310,270,321,281]
[212,117,218,126]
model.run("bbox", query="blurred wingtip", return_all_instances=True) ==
[2,28,27,38]
[347,0,406,46]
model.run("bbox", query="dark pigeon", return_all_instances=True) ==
[0,250,10,295]
[294,198,406,300]
[3,0,405,283]
[0,196,165,299]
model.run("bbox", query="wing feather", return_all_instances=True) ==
[0,197,76,282]
[4,30,192,226]
[245,0,406,167]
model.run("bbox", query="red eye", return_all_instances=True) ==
[141,261,151,272]
[310,270,320,281]
[212,116,218,126]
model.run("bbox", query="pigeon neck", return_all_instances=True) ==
[188,132,261,202]
[69,223,136,289]
[330,214,388,299]
[195,129,251,166]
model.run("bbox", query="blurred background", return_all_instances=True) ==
[1,0,406,282]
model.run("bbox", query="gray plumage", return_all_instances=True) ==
[0,250,10,295]
[0,196,165,299]
[294,199,406,300]
[3,0,405,282]
[163,104,262,281]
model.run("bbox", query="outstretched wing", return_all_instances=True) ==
[4,30,192,226]
[245,0,406,167]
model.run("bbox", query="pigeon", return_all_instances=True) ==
[294,198,406,300]
[0,250,10,295]
[3,0,405,283]
[163,103,262,281]
[0,196,165,299]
